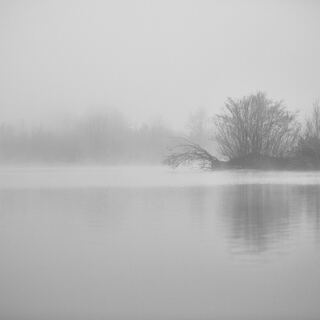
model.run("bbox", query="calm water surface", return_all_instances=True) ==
[0,166,320,320]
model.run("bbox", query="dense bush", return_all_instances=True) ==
[165,93,320,170]
[215,92,300,159]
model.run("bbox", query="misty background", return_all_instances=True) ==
[1,0,320,163]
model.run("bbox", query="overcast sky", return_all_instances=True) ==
[0,0,320,128]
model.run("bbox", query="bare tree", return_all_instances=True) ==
[163,137,220,169]
[215,92,300,159]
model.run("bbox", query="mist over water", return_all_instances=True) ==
[1,167,320,319]
[1,1,320,319]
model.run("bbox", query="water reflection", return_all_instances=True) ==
[1,183,320,319]
[0,185,320,256]
[295,185,320,244]
[220,184,320,255]
[219,185,295,255]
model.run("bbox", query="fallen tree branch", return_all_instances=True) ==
[163,137,221,170]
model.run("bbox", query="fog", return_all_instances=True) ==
[0,110,178,164]
[1,0,320,130]
[2,3,320,318]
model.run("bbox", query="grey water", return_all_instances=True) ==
[1,166,320,320]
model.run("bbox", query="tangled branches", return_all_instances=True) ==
[215,92,300,159]
[163,137,221,169]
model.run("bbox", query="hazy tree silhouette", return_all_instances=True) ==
[0,111,174,164]
[186,107,211,146]
[304,100,320,139]
[297,100,320,165]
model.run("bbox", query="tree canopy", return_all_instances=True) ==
[215,92,300,159]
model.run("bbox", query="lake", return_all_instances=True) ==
[0,166,320,320]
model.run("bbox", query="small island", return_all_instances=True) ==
[164,92,320,171]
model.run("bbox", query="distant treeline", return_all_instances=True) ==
[0,111,175,164]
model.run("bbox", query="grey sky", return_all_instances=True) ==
[0,0,320,128]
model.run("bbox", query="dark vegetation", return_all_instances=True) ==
[165,93,320,170]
